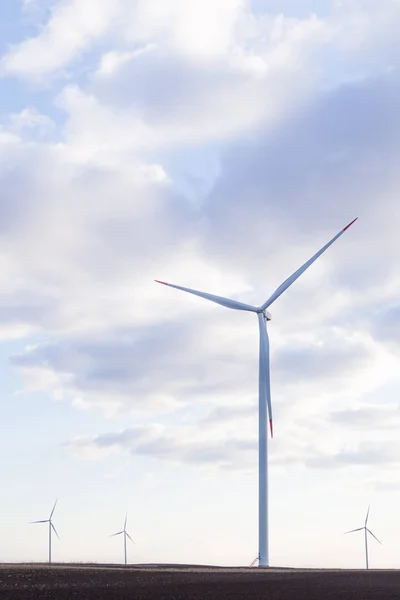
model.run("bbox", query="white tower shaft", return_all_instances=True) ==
[49,521,52,564]
[258,312,269,566]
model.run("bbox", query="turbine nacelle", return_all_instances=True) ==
[259,309,271,321]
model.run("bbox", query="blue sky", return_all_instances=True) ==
[0,0,399,568]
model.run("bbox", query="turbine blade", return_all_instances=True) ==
[126,532,135,544]
[367,528,382,545]
[258,314,273,437]
[110,531,124,537]
[51,522,60,540]
[124,513,127,530]
[154,281,257,312]
[365,504,370,527]
[30,520,48,524]
[261,219,358,310]
[50,499,58,519]
[344,527,364,534]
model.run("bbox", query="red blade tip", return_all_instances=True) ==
[343,217,358,232]
[154,280,168,285]
[269,419,273,438]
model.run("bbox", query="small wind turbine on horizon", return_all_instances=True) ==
[155,219,357,567]
[345,506,382,569]
[110,513,135,565]
[30,499,60,564]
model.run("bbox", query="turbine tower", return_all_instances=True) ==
[156,219,357,567]
[345,505,381,569]
[31,499,60,564]
[110,513,134,565]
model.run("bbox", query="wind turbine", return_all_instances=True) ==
[155,218,357,567]
[345,506,382,569]
[110,513,134,565]
[31,499,60,564]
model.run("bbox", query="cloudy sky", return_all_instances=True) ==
[0,0,399,568]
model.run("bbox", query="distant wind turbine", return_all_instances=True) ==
[345,506,381,569]
[156,218,357,566]
[31,499,60,564]
[110,513,134,565]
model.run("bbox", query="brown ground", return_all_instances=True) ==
[1,564,400,600]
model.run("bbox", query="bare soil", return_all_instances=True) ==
[0,564,400,599]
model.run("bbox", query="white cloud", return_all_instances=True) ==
[67,422,257,470]
[329,404,400,430]
[97,45,155,76]
[51,14,331,166]
[2,0,245,80]
[8,107,52,128]
[7,108,54,140]
[0,0,399,487]
[2,0,399,91]
[66,401,400,473]
[2,0,119,79]
[122,0,246,59]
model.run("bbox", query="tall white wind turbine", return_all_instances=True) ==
[31,499,60,564]
[156,218,357,567]
[110,513,134,565]
[345,506,381,569]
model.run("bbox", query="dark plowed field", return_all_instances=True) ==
[1,564,399,599]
